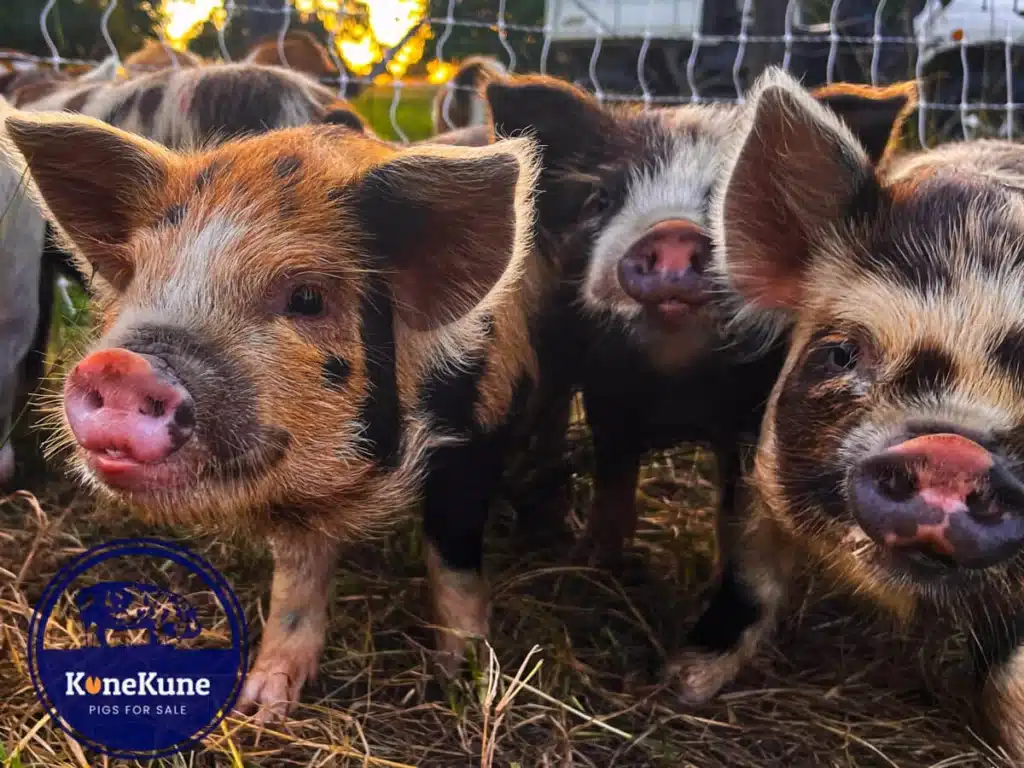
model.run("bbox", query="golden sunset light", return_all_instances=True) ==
[159,0,429,77]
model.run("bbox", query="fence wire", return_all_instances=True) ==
[1,0,1023,147]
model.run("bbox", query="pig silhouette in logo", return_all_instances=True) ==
[74,581,202,647]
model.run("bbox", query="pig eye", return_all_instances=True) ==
[585,184,612,216]
[823,340,860,375]
[286,285,325,318]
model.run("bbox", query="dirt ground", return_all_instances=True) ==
[0,417,1017,768]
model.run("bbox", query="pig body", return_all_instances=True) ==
[667,68,1024,757]
[0,96,46,485]
[20,62,367,147]
[6,108,544,720]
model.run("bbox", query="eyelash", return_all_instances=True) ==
[284,285,326,319]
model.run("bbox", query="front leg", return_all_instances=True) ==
[237,529,339,722]
[666,498,795,704]
[422,434,506,674]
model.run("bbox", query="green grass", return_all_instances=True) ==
[353,84,436,142]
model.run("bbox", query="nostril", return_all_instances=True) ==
[691,239,712,274]
[642,247,658,274]
[144,396,167,419]
[86,389,104,410]
[965,483,1001,522]
[874,461,918,502]
[173,401,195,431]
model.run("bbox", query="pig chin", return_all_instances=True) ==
[583,264,719,373]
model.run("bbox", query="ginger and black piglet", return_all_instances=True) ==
[3,109,545,720]
[482,74,916,571]
[662,67,1024,758]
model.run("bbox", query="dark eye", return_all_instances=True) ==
[823,340,860,375]
[586,184,611,216]
[286,285,325,318]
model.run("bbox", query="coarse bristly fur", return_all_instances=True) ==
[3,106,544,720]
[668,66,1024,759]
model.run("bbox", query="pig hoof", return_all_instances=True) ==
[236,648,319,723]
[664,649,742,705]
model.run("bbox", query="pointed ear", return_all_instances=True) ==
[713,69,875,313]
[485,76,617,236]
[812,81,917,164]
[4,112,173,290]
[485,75,615,170]
[320,102,369,134]
[351,137,540,330]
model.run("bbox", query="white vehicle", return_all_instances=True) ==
[543,0,746,96]
[545,0,708,41]
[914,0,1024,67]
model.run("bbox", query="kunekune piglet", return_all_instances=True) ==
[4,109,544,720]
[483,74,916,577]
[664,67,1024,759]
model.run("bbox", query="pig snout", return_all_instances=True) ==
[617,220,713,319]
[64,348,196,479]
[851,432,1024,569]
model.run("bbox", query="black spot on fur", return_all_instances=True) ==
[992,329,1024,382]
[274,155,302,179]
[326,188,347,206]
[357,275,401,469]
[191,69,284,142]
[322,355,351,390]
[892,344,957,399]
[137,84,164,135]
[421,353,486,436]
[63,86,97,113]
[161,204,187,227]
[105,89,141,126]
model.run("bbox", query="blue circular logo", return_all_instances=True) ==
[28,538,248,759]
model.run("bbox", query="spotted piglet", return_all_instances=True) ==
[666,68,1024,758]
[4,109,543,720]
[482,74,916,569]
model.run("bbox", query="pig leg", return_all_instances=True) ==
[666,502,795,704]
[508,391,575,540]
[577,390,643,563]
[973,614,1024,759]
[422,435,506,673]
[237,531,339,723]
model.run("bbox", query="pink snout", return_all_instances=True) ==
[617,220,714,322]
[851,433,1024,569]
[64,348,195,481]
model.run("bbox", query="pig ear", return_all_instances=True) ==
[712,69,874,313]
[485,76,615,236]
[353,137,540,330]
[811,81,917,164]
[485,76,614,171]
[320,103,369,134]
[4,113,172,289]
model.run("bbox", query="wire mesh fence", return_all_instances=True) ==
[2,0,1024,147]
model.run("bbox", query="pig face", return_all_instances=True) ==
[712,69,1024,605]
[486,76,916,373]
[487,77,731,370]
[5,112,538,532]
